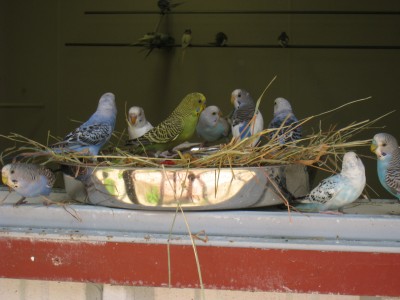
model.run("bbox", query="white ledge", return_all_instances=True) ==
[0,191,399,253]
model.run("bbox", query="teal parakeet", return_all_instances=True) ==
[126,92,206,153]
[371,133,400,200]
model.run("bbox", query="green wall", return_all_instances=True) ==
[1,0,400,198]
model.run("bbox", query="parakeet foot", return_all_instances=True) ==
[158,150,177,158]
[14,197,27,207]
[320,210,344,215]
[41,196,56,206]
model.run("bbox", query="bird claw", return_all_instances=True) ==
[158,150,178,158]
[14,198,27,207]
[320,210,344,215]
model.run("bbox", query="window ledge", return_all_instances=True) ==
[0,191,399,296]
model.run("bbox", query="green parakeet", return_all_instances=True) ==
[126,92,207,153]
[181,29,192,63]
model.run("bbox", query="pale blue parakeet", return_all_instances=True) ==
[294,152,366,212]
[268,97,301,144]
[230,89,264,147]
[51,92,117,156]
[371,133,400,200]
[2,163,56,205]
[196,105,230,143]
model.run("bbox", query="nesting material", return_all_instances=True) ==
[0,98,390,210]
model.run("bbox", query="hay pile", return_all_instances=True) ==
[0,98,390,174]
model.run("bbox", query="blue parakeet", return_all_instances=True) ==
[268,97,301,144]
[371,133,400,200]
[51,92,117,156]
[230,89,264,146]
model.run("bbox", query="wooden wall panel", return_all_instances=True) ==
[1,0,400,195]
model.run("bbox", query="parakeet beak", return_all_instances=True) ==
[201,102,206,112]
[230,95,236,106]
[370,143,377,153]
[130,115,137,125]
[2,175,8,185]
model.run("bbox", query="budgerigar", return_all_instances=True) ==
[278,31,289,48]
[51,92,117,156]
[2,163,56,205]
[181,29,192,62]
[136,32,175,57]
[157,0,182,14]
[371,133,400,200]
[210,32,228,47]
[126,92,206,153]
[196,105,230,143]
[268,97,301,144]
[230,89,264,146]
[294,152,366,212]
[127,106,153,139]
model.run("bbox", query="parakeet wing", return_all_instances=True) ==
[58,123,113,147]
[137,118,183,144]
[268,114,301,141]
[386,169,400,195]
[232,106,254,126]
[308,175,344,204]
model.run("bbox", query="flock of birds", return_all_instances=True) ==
[1,90,399,213]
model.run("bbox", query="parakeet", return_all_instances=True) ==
[2,163,56,205]
[51,92,117,156]
[213,32,228,47]
[278,31,289,48]
[268,97,301,144]
[181,29,192,62]
[181,29,192,48]
[157,0,182,14]
[294,152,366,212]
[371,133,400,200]
[137,32,175,57]
[230,89,264,146]
[127,106,154,139]
[196,105,230,143]
[126,92,206,153]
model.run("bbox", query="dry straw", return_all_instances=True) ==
[0,98,392,173]
[0,74,392,173]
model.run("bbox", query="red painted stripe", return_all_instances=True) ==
[0,237,399,296]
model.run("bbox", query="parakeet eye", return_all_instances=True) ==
[382,143,387,147]
[238,93,241,98]
[198,99,202,103]
[10,170,14,174]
